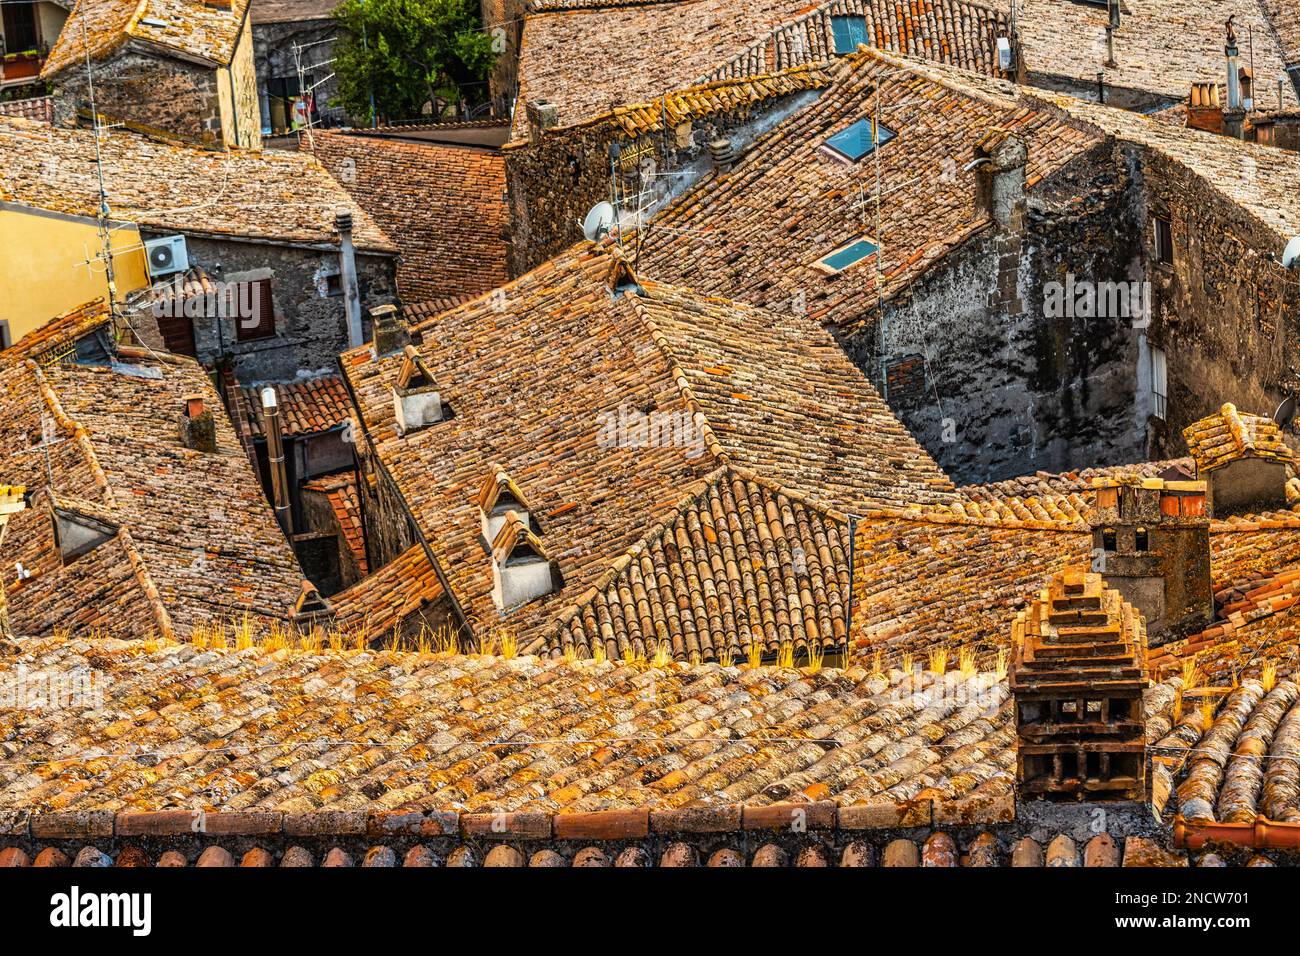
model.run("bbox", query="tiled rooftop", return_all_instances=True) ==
[1183,403,1297,474]
[0,349,306,640]
[239,374,353,441]
[328,545,447,638]
[301,472,369,578]
[0,117,394,252]
[342,243,957,656]
[639,48,1100,335]
[310,132,509,303]
[1011,0,1300,109]
[43,0,252,78]
[0,299,110,369]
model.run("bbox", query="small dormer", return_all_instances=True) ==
[490,510,554,611]
[390,345,443,436]
[477,465,531,545]
[52,504,117,565]
[292,580,334,631]
[1182,402,1295,516]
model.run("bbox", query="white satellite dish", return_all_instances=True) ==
[1283,235,1300,270]
[581,201,617,242]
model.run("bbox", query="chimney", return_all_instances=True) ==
[526,99,559,141]
[335,208,364,350]
[973,132,1028,229]
[1187,83,1224,134]
[261,387,294,536]
[490,510,554,610]
[390,345,443,435]
[1011,568,1147,802]
[709,138,737,173]
[1089,476,1212,642]
[1223,16,1247,139]
[370,303,409,358]
[478,465,530,545]
[179,394,217,453]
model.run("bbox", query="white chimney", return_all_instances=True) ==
[490,510,553,610]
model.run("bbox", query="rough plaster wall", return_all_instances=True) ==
[152,232,396,381]
[223,15,262,149]
[52,49,222,144]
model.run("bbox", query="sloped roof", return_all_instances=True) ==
[310,132,509,303]
[0,117,395,252]
[513,0,1010,139]
[329,545,447,638]
[1183,403,1296,474]
[1260,0,1300,69]
[43,0,253,78]
[639,48,1100,336]
[239,374,352,440]
[1010,0,1300,108]
[0,633,1014,815]
[342,242,957,655]
[0,299,111,368]
[0,350,306,640]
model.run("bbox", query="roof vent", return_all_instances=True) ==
[477,466,531,546]
[52,505,117,566]
[391,345,443,435]
[370,303,409,358]
[292,580,334,630]
[179,394,217,453]
[709,138,737,172]
[491,510,554,610]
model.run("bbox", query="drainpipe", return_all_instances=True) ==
[1173,814,1300,850]
[262,386,294,537]
[335,209,364,350]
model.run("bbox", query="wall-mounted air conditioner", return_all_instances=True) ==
[144,235,189,278]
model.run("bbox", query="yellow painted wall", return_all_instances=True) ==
[0,204,149,344]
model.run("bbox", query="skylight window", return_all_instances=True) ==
[831,16,870,55]
[823,118,896,162]
[815,237,879,274]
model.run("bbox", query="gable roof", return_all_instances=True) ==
[1183,403,1297,474]
[0,349,306,640]
[1010,0,1300,109]
[0,117,395,252]
[342,242,956,655]
[513,0,1011,140]
[309,132,509,303]
[43,0,253,79]
[0,299,112,369]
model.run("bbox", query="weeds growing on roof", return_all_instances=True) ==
[958,646,976,679]
[869,650,885,682]
[652,641,672,667]
[591,640,607,665]
[928,648,947,676]
[776,642,794,669]
[561,644,578,664]
[1201,700,1216,731]
[1261,659,1277,693]
[803,641,825,675]
[994,648,1009,682]
[718,645,735,668]
[746,640,762,670]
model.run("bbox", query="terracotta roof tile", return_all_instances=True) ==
[0,299,111,368]
[1183,403,1297,474]
[239,375,352,440]
[329,545,448,638]
[301,472,368,576]
[0,117,395,252]
[310,133,508,302]
[42,0,252,78]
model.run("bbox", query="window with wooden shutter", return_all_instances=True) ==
[237,277,276,341]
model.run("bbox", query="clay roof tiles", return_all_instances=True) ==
[0,350,306,640]
[0,299,111,369]
[239,374,352,440]
[329,545,446,638]
[42,0,253,78]
[0,117,395,252]
[310,132,508,303]
[1183,403,1297,474]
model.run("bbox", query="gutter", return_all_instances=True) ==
[1173,814,1300,850]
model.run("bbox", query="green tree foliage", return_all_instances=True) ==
[332,0,497,124]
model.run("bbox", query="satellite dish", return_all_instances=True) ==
[581,201,617,242]
[1274,394,1297,429]
[1283,236,1300,270]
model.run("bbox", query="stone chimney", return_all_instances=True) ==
[370,303,409,358]
[1011,569,1147,802]
[526,99,559,141]
[335,208,364,351]
[1187,83,1224,134]
[390,345,443,435]
[1183,403,1296,515]
[1223,17,1247,139]
[490,510,554,610]
[1089,476,1212,642]
[709,138,737,173]
[179,394,217,453]
[974,132,1028,229]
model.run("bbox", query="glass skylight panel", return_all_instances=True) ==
[831,16,870,55]
[817,237,879,273]
[824,118,896,162]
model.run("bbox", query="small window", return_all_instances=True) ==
[815,236,879,274]
[1135,527,1149,551]
[1154,217,1173,264]
[1151,346,1167,420]
[1102,528,1117,551]
[830,15,870,55]
[824,118,895,162]
[237,277,276,341]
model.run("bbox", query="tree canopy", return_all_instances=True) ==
[332,0,497,124]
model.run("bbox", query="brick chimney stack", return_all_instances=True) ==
[1011,569,1147,802]
[179,394,217,454]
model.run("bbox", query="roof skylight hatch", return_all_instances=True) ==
[831,15,870,55]
[823,118,896,163]
[815,237,879,274]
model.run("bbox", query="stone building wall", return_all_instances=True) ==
[355,445,418,571]
[144,232,397,381]
[51,49,223,145]
[252,20,345,132]
[220,14,262,149]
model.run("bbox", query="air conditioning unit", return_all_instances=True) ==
[144,235,189,278]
